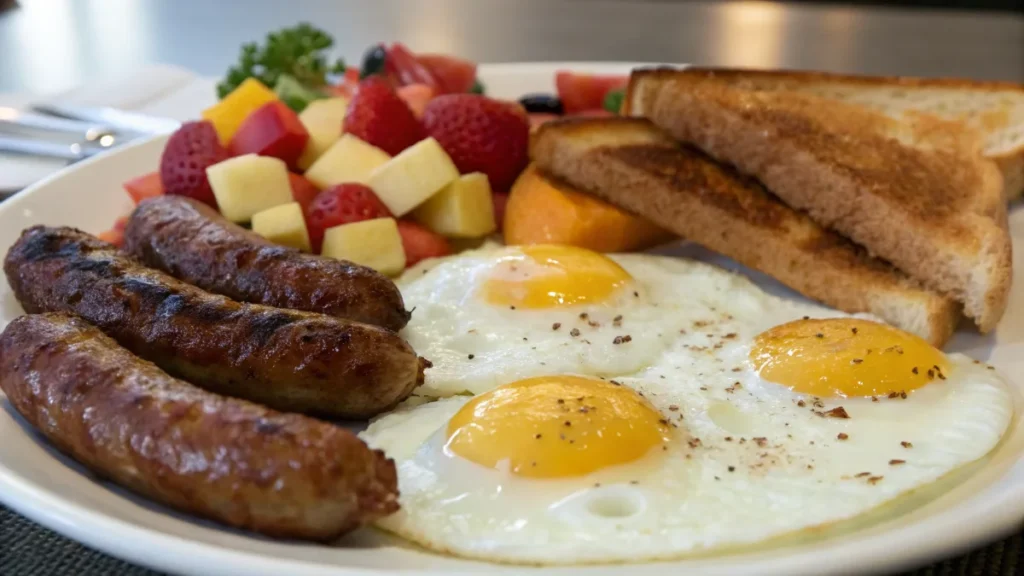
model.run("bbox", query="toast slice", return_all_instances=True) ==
[659,68,1024,200]
[625,69,1011,332]
[530,117,960,347]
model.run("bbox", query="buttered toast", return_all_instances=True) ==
[530,117,960,347]
[625,69,1011,332]
[658,68,1024,201]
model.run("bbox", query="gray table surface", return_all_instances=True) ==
[1,1,1024,575]
[1,0,1023,95]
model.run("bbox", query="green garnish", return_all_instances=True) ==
[469,79,486,94]
[274,74,327,112]
[217,23,346,101]
[603,89,625,114]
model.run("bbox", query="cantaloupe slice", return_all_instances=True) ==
[504,164,673,252]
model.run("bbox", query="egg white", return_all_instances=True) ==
[398,249,855,398]
[362,357,1012,565]
[381,249,1015,564]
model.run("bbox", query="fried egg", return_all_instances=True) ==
[373,247,1013,564]
[397,245,853,398]
[363,340,1011,564]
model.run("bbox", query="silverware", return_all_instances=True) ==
[0,135,106,161]
[31,104,181,135]
[0,105,179,200]
[0,107,117,146]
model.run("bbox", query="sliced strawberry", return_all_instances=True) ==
[343,76,425,156]
[491,191,510,232]
[288,172,321,209]
[304,183,393,253]
[397,220,452,267]
[397,83,436,118]
[385,43,439,90]
[122,172,164,204]
[159,121,231,207]
[422,94,530,191]
[417,54,477,94]
[555,71,628,114]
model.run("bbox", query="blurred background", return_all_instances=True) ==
[0,0,1022,574]
[0,0,1022,96]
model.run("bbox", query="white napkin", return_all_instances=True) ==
[0,64,218,192]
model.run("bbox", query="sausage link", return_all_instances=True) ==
[124,196,411,331]
[4,226,425,418]
[0,313,399,540]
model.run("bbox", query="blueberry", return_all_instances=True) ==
[518,94,564,115]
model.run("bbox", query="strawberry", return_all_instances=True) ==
[555,72,628,114]
[396,220,451,267]
[122,172,164,204]
[397,84,436,119]
[417,54,477,94]
[422,94,530,191]
[287,172,321,209]
[343,76,425,156]
[159,121,231,207]
[304,183,393,253]
[385,43,440,90]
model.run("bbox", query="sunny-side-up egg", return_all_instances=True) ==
[397,244,852,398]
[364,315,1013,564]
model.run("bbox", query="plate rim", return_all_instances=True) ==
[1,61,1022,576]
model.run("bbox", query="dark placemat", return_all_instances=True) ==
[1,504,1020,576]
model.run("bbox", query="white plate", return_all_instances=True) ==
[1,63,1022,576]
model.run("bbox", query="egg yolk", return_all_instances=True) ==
[481,245,633,309]
[445,375,671,478]
[751,318,950,398]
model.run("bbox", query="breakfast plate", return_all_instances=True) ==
[0,62,1023,576]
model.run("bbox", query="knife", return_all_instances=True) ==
[31,103,181,136]
[0,135,107,161]
[0,107,117,145]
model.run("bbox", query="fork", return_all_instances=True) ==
[0,105,179,199]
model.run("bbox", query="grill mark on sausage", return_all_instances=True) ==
[3,226,424,419]
[0,313,399,540]
[123,197,412,331]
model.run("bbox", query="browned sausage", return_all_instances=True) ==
[4,226,425,419]
[123,195,411,332]
[0,313,399,540]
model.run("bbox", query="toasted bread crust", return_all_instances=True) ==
[679,67,1024,94]
[531,118,960,347]
[663,67,1024,200]
[627,70,1011,332]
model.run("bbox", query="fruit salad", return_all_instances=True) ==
[106,24,658,275]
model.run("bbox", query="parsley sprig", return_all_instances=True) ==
[217,23,346,99]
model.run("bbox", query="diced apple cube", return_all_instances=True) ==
[251,202,311,252]
[207,154,293,222]
[411,172,496,237]
[296,97,350,171]
[304,134,391,189]
[321,218,406,276]
[365,137,459,217]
